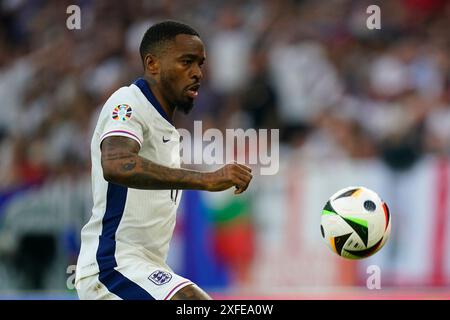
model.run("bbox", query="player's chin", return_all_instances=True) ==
[177,99,195,114]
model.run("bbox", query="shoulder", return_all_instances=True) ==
[101,85,146,117]
[107,85,139,106]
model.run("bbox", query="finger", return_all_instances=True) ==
[234,183,247,194]
[236,163,252,173]
[234,182,248,194]
[234,165,253,178]
[229,161,252,173]
[234,171,252,185]
[233,175,250,194]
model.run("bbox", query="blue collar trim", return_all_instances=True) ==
[133,78,173,125]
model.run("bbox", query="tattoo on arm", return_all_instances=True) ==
[101,136,210,190]
[121,160,136,172]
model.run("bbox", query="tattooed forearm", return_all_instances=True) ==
[120,157,210,190]
[100,136,252,193]
[109,156,210,189]
[101,136,212,190]
[121,160,136,172]
[104,153,135,161]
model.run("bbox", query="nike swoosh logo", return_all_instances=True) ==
[162,137,170,143]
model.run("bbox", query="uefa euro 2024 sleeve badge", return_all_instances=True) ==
[112,104,132,122]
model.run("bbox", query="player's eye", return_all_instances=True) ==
[181,59,192,65]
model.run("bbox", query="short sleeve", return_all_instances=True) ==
[98,89,145,147]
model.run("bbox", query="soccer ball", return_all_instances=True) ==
[320,186,391,259]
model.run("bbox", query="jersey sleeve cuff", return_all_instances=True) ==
[100,130,143,147]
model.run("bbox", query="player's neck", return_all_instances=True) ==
[143,76,175,120]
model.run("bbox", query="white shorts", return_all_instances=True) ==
[76,262,194,300]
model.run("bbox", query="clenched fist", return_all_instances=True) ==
[206,163,253,194]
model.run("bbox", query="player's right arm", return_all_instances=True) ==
[101,136,252,194]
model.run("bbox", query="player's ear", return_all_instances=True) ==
[144,53,160,75]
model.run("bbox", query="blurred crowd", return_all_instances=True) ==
[0,0,449,193]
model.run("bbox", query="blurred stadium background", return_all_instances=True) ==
[0,0,450,299]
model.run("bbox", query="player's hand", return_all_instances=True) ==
[207,162,253,194]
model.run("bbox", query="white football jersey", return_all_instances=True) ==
[76,78,182,282]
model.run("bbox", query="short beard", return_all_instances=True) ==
[177,101,194,114]
[159,73,194,114]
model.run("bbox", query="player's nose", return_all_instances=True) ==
[191,63,203,81]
